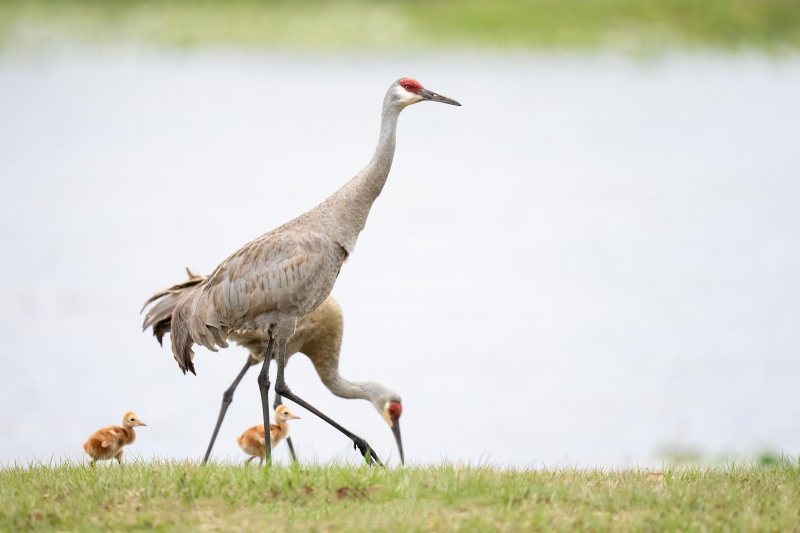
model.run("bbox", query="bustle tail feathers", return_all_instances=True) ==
[141,270,205,345]
[170,295,197,375]
[141,268,209,375]
[165,272,230,375]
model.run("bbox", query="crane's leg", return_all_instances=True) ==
[273,341,382,466]
[273,392,298,463]
[257,338,276,467]
[203,356,255,463]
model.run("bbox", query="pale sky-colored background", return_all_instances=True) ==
[1,49,799,467]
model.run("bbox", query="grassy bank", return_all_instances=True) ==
[2,460,800,531]
[1,0,799,52]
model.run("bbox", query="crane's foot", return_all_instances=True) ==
[274,382,384,467]
[274,340,382,467]
[352,437,383,467]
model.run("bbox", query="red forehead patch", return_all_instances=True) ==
[398,78,422,94]
[388,402,403,420]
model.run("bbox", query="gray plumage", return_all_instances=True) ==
[166,78,459,464]
[142,269,405,462]
[169,79,460,375]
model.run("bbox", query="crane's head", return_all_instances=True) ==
[373,395,404,465]
[390,78,461,109]
[274,404,301,422]
[122,412,147,428]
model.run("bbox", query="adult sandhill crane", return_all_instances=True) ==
[169,78,460,466]
[142,269,405,464]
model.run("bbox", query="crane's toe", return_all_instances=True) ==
[352,437,384,467]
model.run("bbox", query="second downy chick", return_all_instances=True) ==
[237,404,300,465]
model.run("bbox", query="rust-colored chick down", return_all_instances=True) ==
[83,412,147,465]
[237,405,300,466]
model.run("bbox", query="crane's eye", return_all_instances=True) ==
[404,85,412,91]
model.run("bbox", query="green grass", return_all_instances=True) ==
[1,0,800,52]
[2,459,800,531]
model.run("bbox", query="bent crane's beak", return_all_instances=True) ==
[419,88,461,106]
[391,419,405,465]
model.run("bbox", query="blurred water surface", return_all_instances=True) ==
[1,49,799,467]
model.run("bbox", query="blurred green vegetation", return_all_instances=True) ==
[1,0,799,51]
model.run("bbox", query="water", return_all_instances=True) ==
[1,49,799,467]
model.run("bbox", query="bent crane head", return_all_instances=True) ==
[373,396,404,465]
[391,77,461,109]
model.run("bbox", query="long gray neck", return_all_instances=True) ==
[323,373,390,405]
[317,91,401,253]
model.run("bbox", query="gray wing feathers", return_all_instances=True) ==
[140,267,203,311]
[169,230,347,375]
[171,298,198,375]
[141,270,205,345]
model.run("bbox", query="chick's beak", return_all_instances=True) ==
[391,419,404,465]
[419,88,461,106]
[138,422,147,427]
[290,414,301,420]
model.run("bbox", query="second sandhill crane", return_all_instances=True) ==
[142,269,405,464]
[237,405,300,466]
[83,412,147,465]
[169,78,460,466]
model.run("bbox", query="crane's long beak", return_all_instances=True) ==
[420,88,461,106]
[391,420,405,465]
